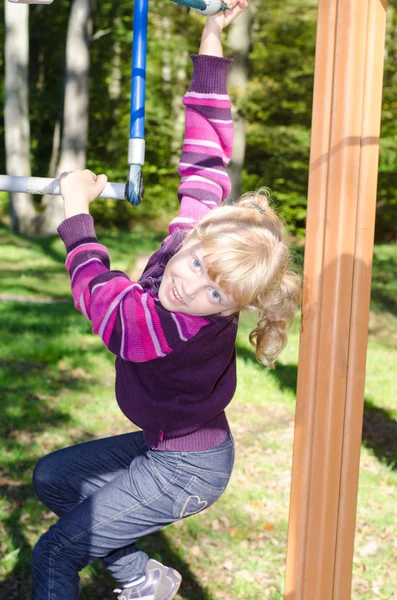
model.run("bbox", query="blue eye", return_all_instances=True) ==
[210,289,220,301]
[192,258,201,269]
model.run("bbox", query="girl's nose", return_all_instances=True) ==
[184,278,202,298]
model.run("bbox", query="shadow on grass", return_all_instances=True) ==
[0,484,38,600]
[0,518,213,600]
[0,395,90,599]
[236,342,298,395]
[0,225,66,265]
[0,302,214,599]
[362,400,397,469]
[78,533,213,600]
[0,301,87,338]
[236,344,397,471]
[0,222,165,268]
[370,250,397,316]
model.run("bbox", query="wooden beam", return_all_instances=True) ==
[284,1,388,598]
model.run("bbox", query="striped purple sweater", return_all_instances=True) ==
[58,55,238,451]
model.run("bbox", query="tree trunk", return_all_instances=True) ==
[227,5,253,201]
[4,2,36,234]
[48,118,62,179]
[4,0,92,236]
[38,0,92,234]
[161,16,172,95]
[60,0,92,171]
[109,25,121,104]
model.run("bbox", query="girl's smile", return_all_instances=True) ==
[170,280,184,305]
[158,239,237,317]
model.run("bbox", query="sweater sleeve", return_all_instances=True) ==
[168,54,233,235]
[57,214,210,362]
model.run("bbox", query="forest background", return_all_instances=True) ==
[0,0,396,239]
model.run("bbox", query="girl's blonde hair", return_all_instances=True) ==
[186,189,301,368]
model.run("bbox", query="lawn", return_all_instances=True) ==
[0,224,396,600]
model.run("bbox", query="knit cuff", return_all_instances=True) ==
[189,54,233,95]
[57,213,97,250]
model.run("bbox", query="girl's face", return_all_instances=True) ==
[158,238,238,317]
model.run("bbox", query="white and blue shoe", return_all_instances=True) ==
[114,559,182,600]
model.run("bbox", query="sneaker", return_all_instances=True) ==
[114,559,182,600]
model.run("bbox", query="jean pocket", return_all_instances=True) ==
[173,475,228,520]
[147,450,182,488]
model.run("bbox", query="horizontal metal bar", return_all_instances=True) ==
[8,0,54,4]
[0,175,126,200]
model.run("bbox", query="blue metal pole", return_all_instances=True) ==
[126,0,148,205]
[130,0,148,139]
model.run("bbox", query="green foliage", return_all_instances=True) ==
[242,123,311,235]
[234,1,317,235]
[28,0,71,175]
[87,0,203,227]
[0,0,396,239]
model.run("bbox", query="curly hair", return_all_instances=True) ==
[186,189,301,368]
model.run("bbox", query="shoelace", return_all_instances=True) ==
[113,574,146,595]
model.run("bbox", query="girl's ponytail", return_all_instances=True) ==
[249,270,301,368]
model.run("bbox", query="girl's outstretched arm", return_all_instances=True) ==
[57,214,210,362]
[168,1,248,234]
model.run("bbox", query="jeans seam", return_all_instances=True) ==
[49,552,54,600]
[182,469,231,478]
[148,454,182,485]
[188,476,229,495]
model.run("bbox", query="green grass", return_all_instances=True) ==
[0,224,396,599]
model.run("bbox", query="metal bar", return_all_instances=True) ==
[284,1,388,599]
[130,0,148,141]
[0,175,126,200]
[7,0,54,4]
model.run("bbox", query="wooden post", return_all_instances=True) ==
[284,1,388,599]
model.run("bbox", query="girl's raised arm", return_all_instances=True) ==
[168,1,248,235]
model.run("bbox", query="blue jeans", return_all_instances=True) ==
[31,430,234,600]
